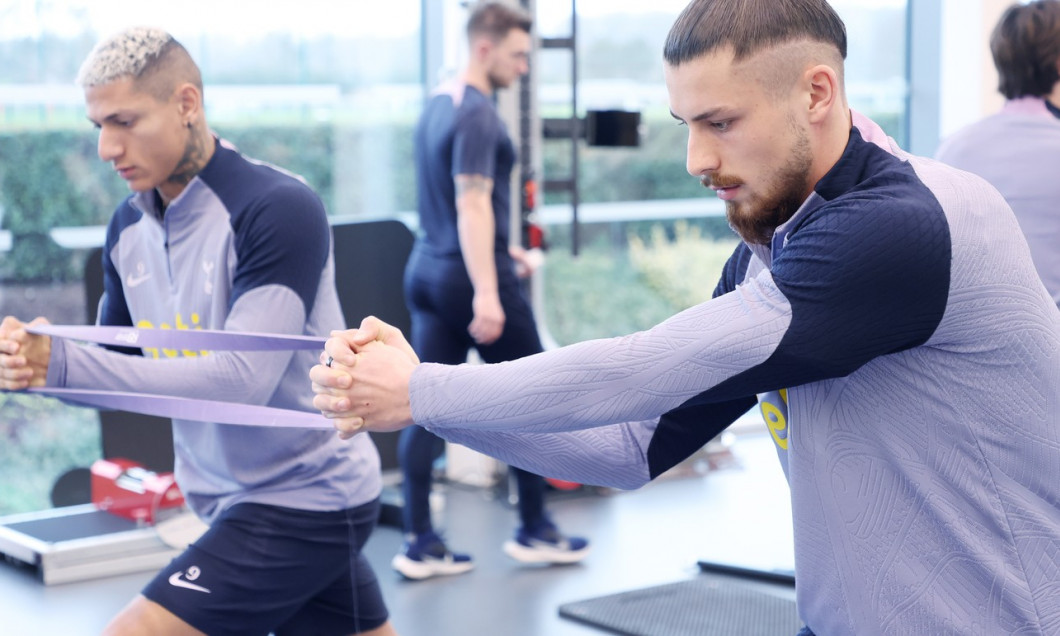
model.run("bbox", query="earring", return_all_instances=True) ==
[186,121,193,129]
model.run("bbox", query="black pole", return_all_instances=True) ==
[519,0,535,248]
[570,0,580,256]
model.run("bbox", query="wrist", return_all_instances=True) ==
[43,335,63,388]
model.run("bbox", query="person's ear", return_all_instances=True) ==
[805,64,840,124]
[175,83,202,127]
[471,35,493,64]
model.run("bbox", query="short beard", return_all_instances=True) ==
[487,71,511,91]
[721,123,813,246]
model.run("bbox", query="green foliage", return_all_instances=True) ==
[0,393,100,515]
[216,124,338,211]
[0,107,903,282]
[628,220,739,310]
[216,121,419,218]
[543,237,678,345]
[0,123,419,282]
[623,215,736,243]
[542,219,738,346]
[0,130,124,281]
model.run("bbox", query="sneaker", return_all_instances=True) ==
[391,531,474,580]
[503,521,590,565]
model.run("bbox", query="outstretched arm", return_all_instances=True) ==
[311,317,752,486]
[54,287,309,406]
[313,273,781,441]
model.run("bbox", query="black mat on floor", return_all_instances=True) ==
[558,576,803,636]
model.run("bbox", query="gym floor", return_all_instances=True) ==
[1,428,795,636]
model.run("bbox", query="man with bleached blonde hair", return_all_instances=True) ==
[1,27,397,636]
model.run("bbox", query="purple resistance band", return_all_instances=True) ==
[29,324,325,352]
[22,324,335,430]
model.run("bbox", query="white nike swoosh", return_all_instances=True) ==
[126,273,152,288]
[168,571,211,593]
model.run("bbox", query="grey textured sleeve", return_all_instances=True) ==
[53,285,306,406]
[433,419,660,490]
[411,277,793,486]
[411,275,790,433]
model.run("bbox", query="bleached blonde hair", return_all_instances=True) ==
[76,27,201,99]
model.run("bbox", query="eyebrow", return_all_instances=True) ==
[86,112,134,127]
[669,107,728,123]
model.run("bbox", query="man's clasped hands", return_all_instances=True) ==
[311,317,421,439]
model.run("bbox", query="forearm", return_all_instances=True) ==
[53,285,306,406]
[426,420,658,490]
[456,183,499,296]
[409,275,791,434]
[50,338,291,404]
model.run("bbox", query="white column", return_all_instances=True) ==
[938,0,1010,139]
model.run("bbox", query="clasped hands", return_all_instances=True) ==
[311,316,420,439]
[0,316,52,391]
[5,312,415,440]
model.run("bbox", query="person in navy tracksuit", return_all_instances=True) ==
[392,1,589,581]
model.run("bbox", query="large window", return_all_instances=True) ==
[532,0,910,346]
[0,0,422,514]
[0,0,927,514]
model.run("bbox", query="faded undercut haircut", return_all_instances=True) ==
[76,27,202,101]
[991,0,1060,99]
[466,1,532,43]
[663,0,847,65]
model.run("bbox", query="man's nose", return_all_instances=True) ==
[685,130,720,177]
[97,127,121,162]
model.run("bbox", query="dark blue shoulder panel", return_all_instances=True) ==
[200,146,330,316]
[656,136,952,416]
[713,242,753,299]
[99,199,140,328]
[647,395,758,478]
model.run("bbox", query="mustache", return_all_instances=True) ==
[700,175,742,189]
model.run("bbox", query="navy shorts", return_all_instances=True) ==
[143,499,388,636]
